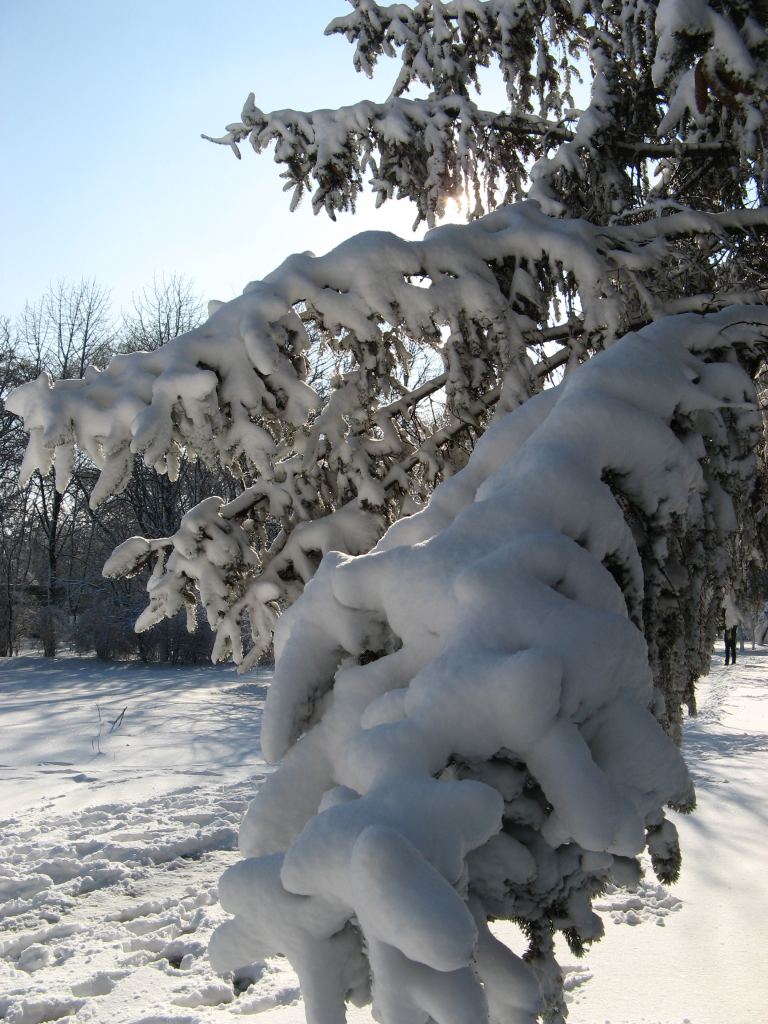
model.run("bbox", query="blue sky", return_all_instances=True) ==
[0,0,423,319]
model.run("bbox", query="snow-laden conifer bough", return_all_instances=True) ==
[7,1,768,1022]
[204,305,768,1024]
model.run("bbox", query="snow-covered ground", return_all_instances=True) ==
[0,648,765,1024]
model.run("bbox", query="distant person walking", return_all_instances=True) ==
[724,625,738,665]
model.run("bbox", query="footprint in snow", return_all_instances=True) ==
[594,875,682,927]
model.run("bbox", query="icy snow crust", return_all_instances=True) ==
[209,307,768,1023]
[2,652,767,1024]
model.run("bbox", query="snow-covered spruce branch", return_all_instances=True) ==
[100,366,518,670]
[369,0,768,150]
[10,201,765,498]
[7,201,768,667]
[204,95,570,225]
[661,288,768,315]
[615,139,739,158]
[208,2,767,222]
[209,306,768,1024]
[325,0,578,107]
[623,206,768,240]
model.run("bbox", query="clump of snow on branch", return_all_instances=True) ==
[209,307,768,1024]
[654,0,767,143]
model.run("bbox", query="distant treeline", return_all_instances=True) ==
[0,275,241,662]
